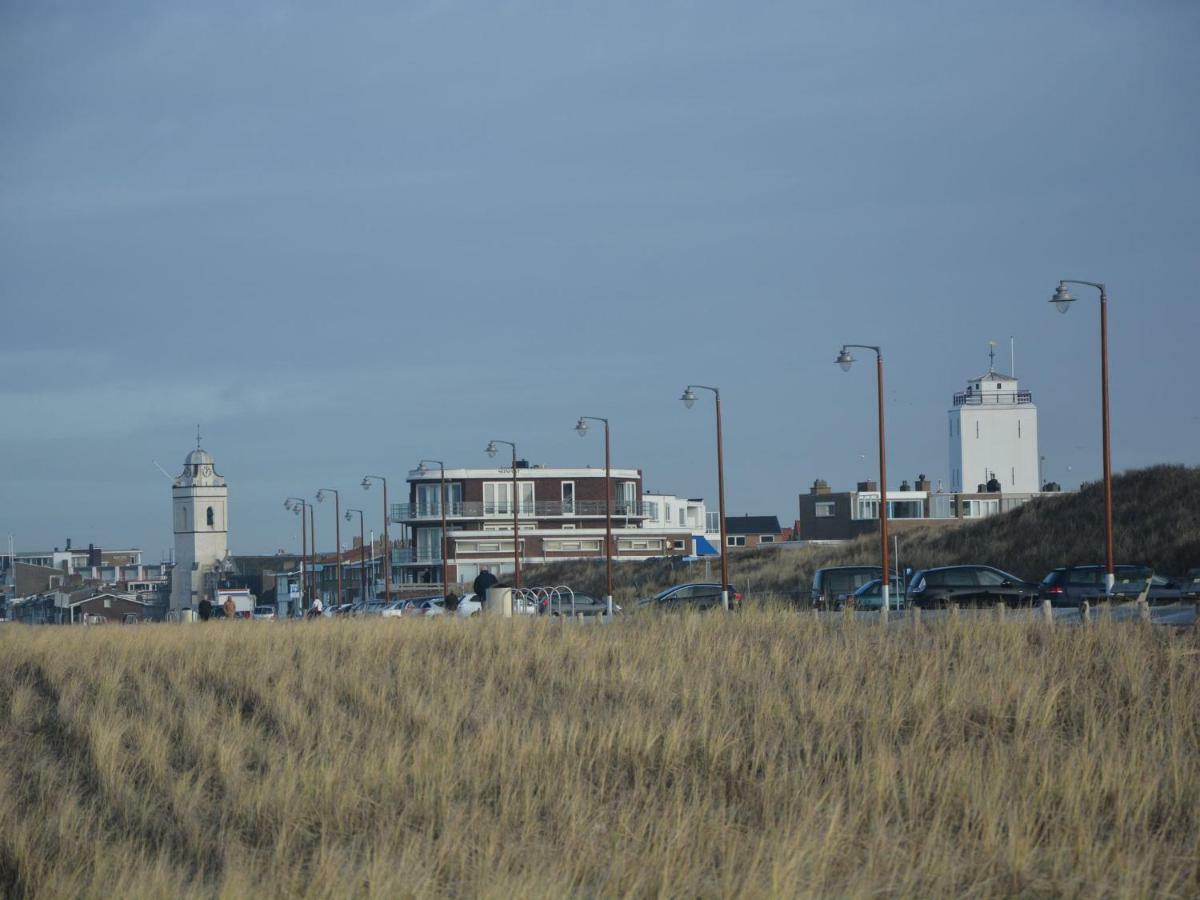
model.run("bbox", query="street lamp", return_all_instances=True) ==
[285,497,309,610]
[345,508,367,604]
[316,488,343,608]
[417,459,450,594]
[361,475,391,605]
[576,416,614,617]
[681,385,730,611]
[836,345,892,624]
[486,440,521,589]
[1050,279,1115,594]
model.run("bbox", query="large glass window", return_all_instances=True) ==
[561,482,575,515]
[484,482,533,516]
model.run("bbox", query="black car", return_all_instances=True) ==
[907,565,1036,608]
[635,583,742,611]
[810,566,882,609]
[1038,565,1183,606]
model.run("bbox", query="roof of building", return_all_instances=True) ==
[725,515,783,535]
[185,447,215,466]
[973,370,1016,383]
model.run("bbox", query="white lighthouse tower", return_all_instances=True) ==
[948,347,1040,494]
[170,434,228,611]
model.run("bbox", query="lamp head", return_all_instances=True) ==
[1051,282,1074,314]
[344,510,352,522]
[680,387,696,409]
[486,441,498,459]
[575,418,588,437]
[316,489,327,503]
[360,477,371,490]
[836,348,855,372]
[284,499,293,510]
[416,461,427,475]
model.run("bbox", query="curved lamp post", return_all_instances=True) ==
[836,345,891,624]
[576,416,613,617]
[361,475,391,605]
[316,488,342,608]
[681,385,730,611]
[344,508,367,604]
[486,440,521,588]
[417,459,450,593]
[1050,280,1116,595]
[284,497,309,610]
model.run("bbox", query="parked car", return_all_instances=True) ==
[402,598,447,617]
[455,593,483,618]
[539,592,621,617]
[380,599,407,618]
[849,577,905,611]
[907,565,1036,608]
[635,583,742,611]
[1181,569,1200,601]
[810,566,882,609]
[252,605,276,620]
[1037,565,1184,606]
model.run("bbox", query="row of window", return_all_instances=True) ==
[726,535,775,546]
[950,419,1026,438]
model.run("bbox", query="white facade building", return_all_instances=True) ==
[170,445,228,611]
[948,369,1040,493]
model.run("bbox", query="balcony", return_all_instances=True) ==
[390,500,646,523]
[953,390,1033,406]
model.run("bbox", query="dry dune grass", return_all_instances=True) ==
[1,613,1198,898]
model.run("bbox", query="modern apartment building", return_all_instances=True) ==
[390,462,697,585]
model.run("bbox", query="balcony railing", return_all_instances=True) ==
[952,390,1033,406]
[390,500,646,522]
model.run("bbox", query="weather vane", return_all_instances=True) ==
[988,340,997,372]
[196,424,202,449]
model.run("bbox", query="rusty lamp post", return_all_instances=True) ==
[361,475,391,605]
[344,508,367,604]
[836,345,891,624]
[575,416,614,617]
[1051,280,1116,595]
[316,488,342,608]
[486,440,521,589]
[681,385,730,611]
[417,459,450,593]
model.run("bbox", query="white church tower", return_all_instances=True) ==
[170,435,228,611]
[948,347,1040,494]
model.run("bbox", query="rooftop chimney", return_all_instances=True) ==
[856,480,878,492]
[915,474,931,492]
[810,479,831,495]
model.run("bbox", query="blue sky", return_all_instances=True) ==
[2,1,1198,557]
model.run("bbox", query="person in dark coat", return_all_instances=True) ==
[472,568,498,601]
[197,597,213,622]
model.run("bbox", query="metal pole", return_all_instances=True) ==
[309,505,316,607]
[1099,287,1115,594]
[359,513,366,603]
[512,446,521,589]
[300,502,307,611]
[876,351,891,625]
[604,420,613,616]
[382,478,391,604]
[334,493,342,607]
[440,463,449,593]
[715,391,729,611]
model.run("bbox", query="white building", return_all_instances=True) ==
[948,368,1040,493]
[170,445,228,611]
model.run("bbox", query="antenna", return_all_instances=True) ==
[1010,336,1015,377]
[987,340,997,373]
[196,424,202,449]
[152,461,175,482]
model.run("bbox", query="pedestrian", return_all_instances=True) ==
[223,595,236,620]
[472,567,497,601]
[198,597,212,622]
[309,596,323,619]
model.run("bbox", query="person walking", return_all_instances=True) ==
[197,597,212,622]
[223,595,236,620]
[309,596,323,619]
[472,567,497,602]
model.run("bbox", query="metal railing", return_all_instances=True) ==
[952,390,1033,406]
[391,500,646,522]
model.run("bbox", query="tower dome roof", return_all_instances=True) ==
[185,448,214,467]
